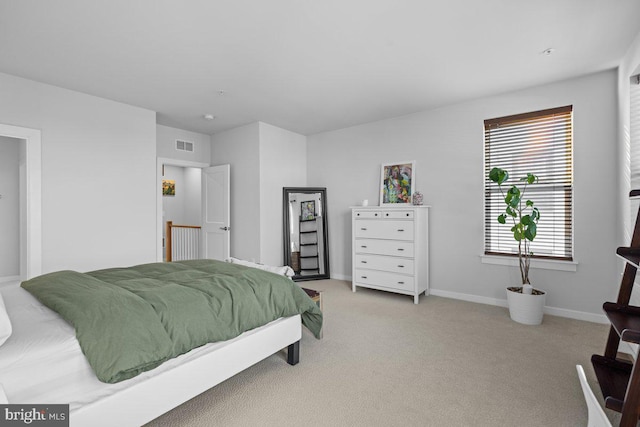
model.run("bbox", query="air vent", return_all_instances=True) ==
[176,139,194,152]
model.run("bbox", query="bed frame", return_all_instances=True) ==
[71,315,302,427]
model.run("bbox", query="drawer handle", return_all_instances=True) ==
[361,228,367,231]
[397,248,404,251]
[385,213,389,216]
[398,265,404,268]
[397,229,405,232]
[361,245,367,248]
[361,261,368,264]
[361,276,368,279]
[374,213,378,216]
[398,281,405,285]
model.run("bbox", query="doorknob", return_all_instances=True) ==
[220,226,231,231]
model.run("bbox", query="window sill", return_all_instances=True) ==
[480,255,577,272]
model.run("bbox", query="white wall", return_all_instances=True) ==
[0,136,20,277]
[183,167,202,226]
[259,122,307,265]
[157,124,211,164]
[308,69,619,318]
[211,122,261,262]
[210,121,306,264]
[0,72,157,273]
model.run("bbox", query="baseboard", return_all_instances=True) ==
[0,276,20,290]
[430,288,508,308]
[330,275,608,324]
[430,288,609,324]
[543,305,608,324]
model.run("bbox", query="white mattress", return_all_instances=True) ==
[0,284,286,412]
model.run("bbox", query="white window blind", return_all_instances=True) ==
[631,75,640,191]
[630,75,640,238]
[484,105,573,261]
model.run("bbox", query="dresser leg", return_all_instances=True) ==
[414,294,419,304]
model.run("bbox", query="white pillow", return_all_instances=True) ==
[226,257,295,278]
[0,293,12,347]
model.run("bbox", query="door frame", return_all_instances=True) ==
[156,157,210,262]
[0,124,42,280]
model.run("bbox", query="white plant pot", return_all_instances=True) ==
[506,287,546,325]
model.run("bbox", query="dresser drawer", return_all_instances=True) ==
[352,210,382,219]
[355,254,414,274]
[354,220,414,240]
[381,210,414,219]
[354,239,414,257]
[354,269,414,292]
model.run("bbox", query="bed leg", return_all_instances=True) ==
[287,340,300,365]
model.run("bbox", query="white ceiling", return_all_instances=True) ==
[1,0,640,136]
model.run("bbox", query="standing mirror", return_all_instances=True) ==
[283,187,330,281]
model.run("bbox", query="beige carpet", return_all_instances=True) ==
[146,280,615,427]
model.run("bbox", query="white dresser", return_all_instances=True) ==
[351,206,429,304]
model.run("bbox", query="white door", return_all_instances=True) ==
[201,165,230,260]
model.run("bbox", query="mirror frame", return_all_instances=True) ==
[282,187,330,281]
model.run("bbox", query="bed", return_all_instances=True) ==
[0,259,322,426]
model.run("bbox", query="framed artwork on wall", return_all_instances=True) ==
[301,200,315,220]
[379,161,415,205]
[163,179,176,196]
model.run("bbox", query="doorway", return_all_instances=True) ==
[157,158,208,261]
[0,136,21,281]
[161,164,203,260]
[156,158,231,263]
[0,124,41,281]
[156,159,231,262]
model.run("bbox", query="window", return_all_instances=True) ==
[630,75,640,240]
[484,105,573,261]
[631,75,640,192]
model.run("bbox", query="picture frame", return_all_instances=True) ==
[301,200,315,221]
[162,179,176,196]
[379,161,415,205]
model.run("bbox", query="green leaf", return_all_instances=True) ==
[505,186,520,207]
[506,207,517,217]
[527,173,538,185]
[532,207,540,220]
[489,167,509,185]
[513,229,523,241]
[526,200,533,207]
[497,214,506,224]
[507,186,520,196]
[521,215,531,225]
[524,223,537,241]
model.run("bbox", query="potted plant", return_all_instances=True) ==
[489,167,546,325]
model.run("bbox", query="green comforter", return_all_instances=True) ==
[21,259,323,383]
